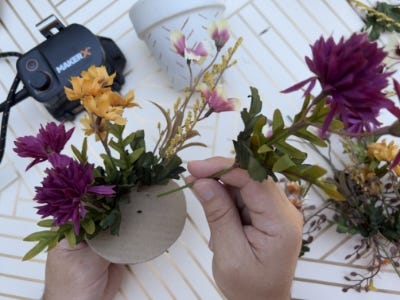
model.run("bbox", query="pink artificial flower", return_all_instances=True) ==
[185,42,208,64]
[170,30,208,64]
[199,84,240,112]
[170,30,186,57]
[208,19,230,51]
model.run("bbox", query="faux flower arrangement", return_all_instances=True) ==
[295,34,400,289]
[14,18,242,261]
[13,5,400,293]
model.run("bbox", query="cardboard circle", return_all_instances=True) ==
[87,181,186,264]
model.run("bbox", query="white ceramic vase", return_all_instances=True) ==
[129,0,226,90]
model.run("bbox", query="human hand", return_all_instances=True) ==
[188,157,303,300]
[43,240,124,300]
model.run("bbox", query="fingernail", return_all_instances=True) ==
[193,181,215,202]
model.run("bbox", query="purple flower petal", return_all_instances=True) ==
[88,185,115,196]
[33,156,114,234]
[286,33,397,135]
[281,77,317,94]
[13,122,74,170]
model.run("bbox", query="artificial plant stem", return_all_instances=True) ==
[95,117,116,169]
[267,92,326,146]
[299,91,326,123]
[180,51,221,114]
[378,234,400,278]
[154,51,218,155]
[340,125,391,138]
[187,60,193,91]
[304,200,332,223]
[157,164,237,197]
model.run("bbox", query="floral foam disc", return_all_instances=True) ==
[87,180,186,264]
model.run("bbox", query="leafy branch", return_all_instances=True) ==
[233,87,343,200]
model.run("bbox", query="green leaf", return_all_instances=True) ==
[109,139,125,155]
[130,130,146,151]
[249,87,262,115]
[316,180,344,201]
[71,145,82,162]
[272,109,284,132]
[299,165,327,181]
[113,158,128,169]
[64,228,77,248]
[37,219,54,228]
[109,124,125,139]
[272,154,296,172]
[22,240,48,261]
[257,144,273,154]
[47,236,59,251]
[99,209,120,232]
[128,148,144,164]
[328,119,344,131]
[81,218,96,235]
[248,156,267,181]
[23,230,57,242]
[122,132,137,147]
[71,138,88,164]
[234,140,249,169]
[101,153,115,171]
[275,141,307,161]
[294,129,327,147]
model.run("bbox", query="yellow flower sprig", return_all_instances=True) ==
[155,37,243,161]
[368,139,400,176]
[349,0,400,31]
[65,65,139,141]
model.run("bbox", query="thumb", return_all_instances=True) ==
[192,178,245,255]
[103,264,125,300]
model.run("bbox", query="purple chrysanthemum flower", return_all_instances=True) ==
[283,33,400,135]
[34,154,115,234]
[13,122,74,170]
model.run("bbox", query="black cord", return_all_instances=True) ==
[0,88,28,112]
[0,52,22,58]
[0,51,24,163]
[0,75,20,163]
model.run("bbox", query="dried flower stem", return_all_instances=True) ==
[154,52,221,158]
[157,163,237,197]
[95,116,116,169]
[157,38,243,160]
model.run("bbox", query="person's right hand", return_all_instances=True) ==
[188,157,303,300]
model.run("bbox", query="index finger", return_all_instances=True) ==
[188,157,292,234]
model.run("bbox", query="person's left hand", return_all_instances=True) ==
[43,240,124,300]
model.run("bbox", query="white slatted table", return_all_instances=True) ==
[0,1,399,299]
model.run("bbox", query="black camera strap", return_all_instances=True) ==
[0,52,28,164]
